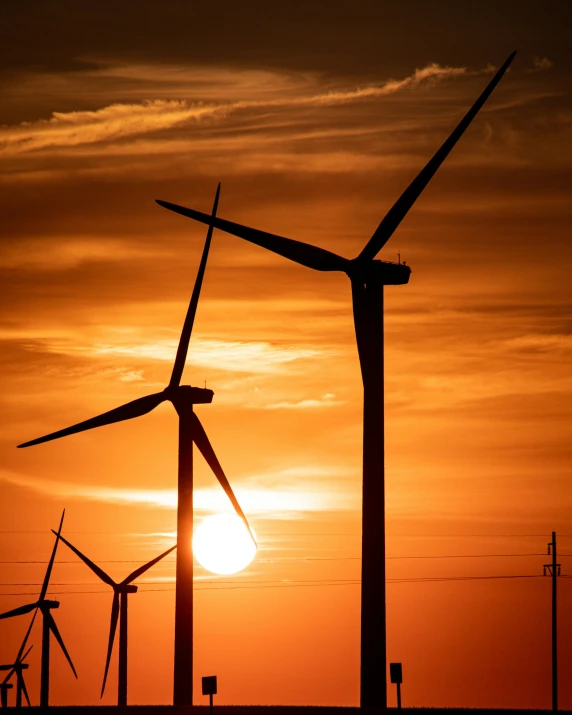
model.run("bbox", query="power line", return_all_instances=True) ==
[0,573,555,596]
[2,530,572,536]
[0,552,555,565]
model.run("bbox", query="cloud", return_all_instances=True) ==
[528,56,554,73]
[0,237,168,270]
[501,333,572,355]
[0,467,358,515]
[29,335,322,374]
[0,61,472,156]
[0,100,230,156]
[264,393,344,410]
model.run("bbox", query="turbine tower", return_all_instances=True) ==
[0,511,77,707]
[156,53,515,707]
[17,185,255,706]
[55,532,175,706]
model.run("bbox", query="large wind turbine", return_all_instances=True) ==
[156,53,516,707]
[17,185,255,706]
[0,511,76,707]
[55,533,175,706]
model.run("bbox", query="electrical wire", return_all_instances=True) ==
[0,552,556,565]
[0,573,556,596]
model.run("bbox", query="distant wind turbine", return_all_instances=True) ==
[17,185,255,706]
[0,639,33,708]
[54,532,175,707]
[0,511,76,707]
[156,53,516,707]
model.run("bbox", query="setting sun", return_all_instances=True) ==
[193,513,257,575]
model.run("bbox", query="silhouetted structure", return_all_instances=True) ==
[1,604,37,707]
[0,511,76,707]
[0,660,30,708]
[0,683,12,709]
[390,662,402,709]
[156,53,516,707]
[544,532,560,711]
[54,532,175,706]
[17,186,255,707]
[202,675,217,715]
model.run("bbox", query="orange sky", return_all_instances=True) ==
[1,1,571,709]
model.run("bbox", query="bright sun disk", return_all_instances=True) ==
[193,513,257,575]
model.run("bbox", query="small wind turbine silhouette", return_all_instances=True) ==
[0,511,76,707]
[54,532,175,706]
[17,185,254,706]
[0,600,38,708]
[156,53,516,707]
[0,639,33,708]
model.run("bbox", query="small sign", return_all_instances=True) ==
[390,662,402,684]
[202,675,217,695]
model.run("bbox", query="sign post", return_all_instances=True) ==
[390,662,403,709]
[202,675,217,715]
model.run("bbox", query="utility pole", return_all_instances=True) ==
[544,532,560,712]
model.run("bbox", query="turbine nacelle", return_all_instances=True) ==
[39,600,59,611]
[116,585,138,594]
[347,259,412,286]
[164,385,214,405]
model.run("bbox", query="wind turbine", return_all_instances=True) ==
[0,644,33,708]
[156,53,516,707]
[17,185,255,706]
[0,609,37,708]
[54,532,175,706]
[0,511,76,707]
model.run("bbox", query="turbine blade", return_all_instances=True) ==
[0,603,37,620]
[20,673,31,707]
[40,509,65,602]
[357,51,517,262]
[169,184,220,389]
[122,544,177,585]
[3,628,35,686]
[14,610,38,664]
[18,392,168,448]
[46,612,77,678]
[190,412,256,544]
[53,532,116,587]
[101,592,119,697]
[20,645,33,663]
[156,200,350,273]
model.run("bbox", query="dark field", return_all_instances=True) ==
[18,707,572,714]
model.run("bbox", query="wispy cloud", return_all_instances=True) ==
[29,336,322,374]
[0,467,358,515]
[0,62,472,156]
[0,237,169,270]
[527,56,554,73]
[264,393,344,410]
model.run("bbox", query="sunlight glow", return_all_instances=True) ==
[192,514,257,575]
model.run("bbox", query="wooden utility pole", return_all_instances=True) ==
[544,532,560,712]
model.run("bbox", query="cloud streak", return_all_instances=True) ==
[0,467,358,515]
[27,335,322,374]
[0,62,471,156]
